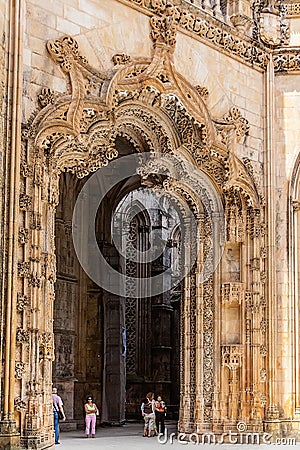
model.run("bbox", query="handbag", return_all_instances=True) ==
[58,410,64,421]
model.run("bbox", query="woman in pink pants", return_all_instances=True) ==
[84,396,99,438]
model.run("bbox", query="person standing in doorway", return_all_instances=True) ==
[52,387,66,445]
[84,396,99,438]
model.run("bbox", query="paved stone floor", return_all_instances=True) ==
[58,422,300,449]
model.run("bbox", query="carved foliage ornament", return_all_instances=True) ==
[214,107,249,146]
[46,36,88,72]
[19,227,29,244]
[39,332,53,360]
[273,50,300,73]
[38,88,55,107]
[17,294,29,312]
[112,54,131,65]
[14,396,26,412]
[18,262,30,278]
[15,362,26,379]
[19,194,32,210]
[150,14,177,47]
[16,328,30,343]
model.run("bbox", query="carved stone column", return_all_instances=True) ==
[195,219,205,433]
[247,207,265,432]
[0,0,24,448]
[179,218,194,433]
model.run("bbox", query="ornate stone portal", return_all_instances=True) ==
[0,8,279,449]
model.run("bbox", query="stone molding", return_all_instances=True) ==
[273,48,300,73]
[284,2,300,17]
[118,0,270,71]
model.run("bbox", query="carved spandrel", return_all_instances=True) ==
[214,107,249,146]
[130,0,269,69]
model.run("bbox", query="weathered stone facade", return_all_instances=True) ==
[0,0,300,448]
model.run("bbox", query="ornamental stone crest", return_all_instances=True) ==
[24,12,259,209]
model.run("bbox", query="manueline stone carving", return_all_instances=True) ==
[19,20,266,437]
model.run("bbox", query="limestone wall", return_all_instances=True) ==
[274,73,300,415]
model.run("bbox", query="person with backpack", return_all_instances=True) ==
[52,387,66,445]
[155,395,167,435]
[141,392,155,437]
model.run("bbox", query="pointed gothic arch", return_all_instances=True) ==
[11,11,268,446]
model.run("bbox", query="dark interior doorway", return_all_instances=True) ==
[53,138,181,427]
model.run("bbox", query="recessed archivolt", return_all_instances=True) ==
[23,12,261,208]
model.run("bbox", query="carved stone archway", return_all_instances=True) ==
[1,10,266,449]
